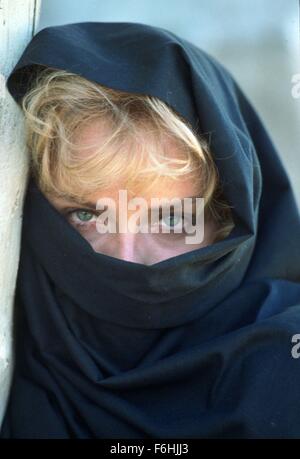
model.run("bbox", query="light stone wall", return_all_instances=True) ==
[0,0,41,428]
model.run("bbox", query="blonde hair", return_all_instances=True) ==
[21,67,235,242]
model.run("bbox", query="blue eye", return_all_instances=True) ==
[75,210,94,222]
[65,208,99,227]
[160,214,182,229]
[155,210,196,236]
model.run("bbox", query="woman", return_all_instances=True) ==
[1,21,300,439]
[18,66,235,264]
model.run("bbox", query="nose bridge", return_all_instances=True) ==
[116,229,139,263]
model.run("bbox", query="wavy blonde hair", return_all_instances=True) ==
[21,67,235,242]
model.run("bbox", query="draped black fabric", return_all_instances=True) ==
[1,21,300,439]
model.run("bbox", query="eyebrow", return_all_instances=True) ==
[58,195,201,211]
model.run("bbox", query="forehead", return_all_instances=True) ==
[46,171,202,211]
[71,119,112,158]
[72,118,191,162]
[50,119,203,205]
[91,174,200,198]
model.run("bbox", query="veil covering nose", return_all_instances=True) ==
[1,21,300,439]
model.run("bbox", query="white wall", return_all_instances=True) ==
[0,0,41,428]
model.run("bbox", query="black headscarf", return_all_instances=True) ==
[1,21,300,439]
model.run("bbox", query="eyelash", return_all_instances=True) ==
[64,208,100,228]
[64,208,196,234]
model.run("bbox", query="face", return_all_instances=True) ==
[44,123,219,266]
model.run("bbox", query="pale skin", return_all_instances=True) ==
[43,121,219,265]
